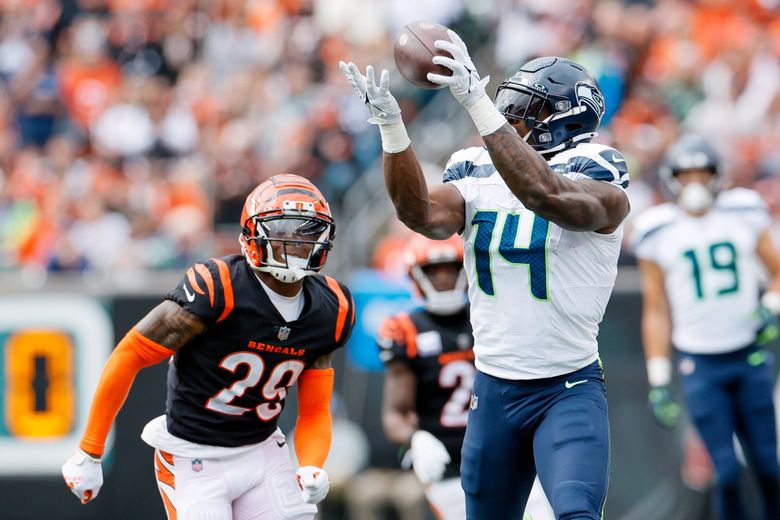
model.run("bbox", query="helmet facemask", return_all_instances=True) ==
[495,78,603,155]
[241,200,335,283]
[409,261,468,316]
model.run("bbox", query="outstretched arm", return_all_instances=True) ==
[481,124,628,232]
[340,61,465,239]
[426,31,629,233]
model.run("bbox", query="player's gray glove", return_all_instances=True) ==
[426,30,489,108]
[410,430,451,485]
[339,61,402,126]
[62,449,103,504]
[648,386,680,428]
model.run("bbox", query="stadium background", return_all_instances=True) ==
[0,0,779,518]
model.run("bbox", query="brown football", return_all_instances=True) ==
[393,21,453,89]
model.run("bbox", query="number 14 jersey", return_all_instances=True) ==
[444,143,629,380]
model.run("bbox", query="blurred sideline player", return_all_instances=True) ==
[341,35,629,518]
[379,234,554,520]
[62,174,356,520]
[632,136,780,520]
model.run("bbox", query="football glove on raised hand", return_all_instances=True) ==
[410,430,451,485]
[339,61,402,126]
[426,30,489,108]
[296,465,330,504]
[62,450,103,504]
[648,385,680,429]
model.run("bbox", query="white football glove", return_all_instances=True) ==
[339,61,402,126]
[410,430,451,485]
[62,450,103,504]
[295,465,330,504]
[426,30,489,108]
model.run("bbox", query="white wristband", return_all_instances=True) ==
[761,291,780,314]
[378,121,411,154]
[465,93,508,136]
[646,357,672,387]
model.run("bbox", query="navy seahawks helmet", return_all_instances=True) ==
[659,134,721,196]
[494,57,605,155]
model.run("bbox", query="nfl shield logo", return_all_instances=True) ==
[469,394,479,411]
[278,326,291,341]
[191,459,203,473]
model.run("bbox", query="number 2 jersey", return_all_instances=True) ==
[144,254,355,450]
[631,188,769,354]
[444,143,629,380]
[377,307,474,474]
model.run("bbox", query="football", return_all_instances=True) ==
[393,21,454,89]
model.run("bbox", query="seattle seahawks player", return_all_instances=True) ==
[62,175,355,520]
[379,234,554,520]
[341,30,629,520]
[632,136,780,520]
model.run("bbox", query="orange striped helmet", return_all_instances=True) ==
[404,234,468,315]
[239,174,335,283]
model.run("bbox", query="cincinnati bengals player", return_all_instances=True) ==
[62,174,355,520]
[379,234,471,518]
[379,234,553,520]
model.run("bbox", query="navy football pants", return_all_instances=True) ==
[678,346,780,520]
[461,361,609,520]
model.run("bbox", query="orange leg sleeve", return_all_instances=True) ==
[294,368,334,468]
[79,328,174,457]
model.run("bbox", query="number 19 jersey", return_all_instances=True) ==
[631,189,769,354]
[444,143,629,380]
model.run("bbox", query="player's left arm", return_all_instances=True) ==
[482,125,629,232]
[294,351,336,504]
[756,229,780,312]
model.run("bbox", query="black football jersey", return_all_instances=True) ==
[377,307,473,476]
[164,254,355,447]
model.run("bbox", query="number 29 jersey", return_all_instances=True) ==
[631,189,769,354]
[444,143,629,380]
[161,254,355,447]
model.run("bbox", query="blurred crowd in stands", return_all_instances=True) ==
[1,0,779,273]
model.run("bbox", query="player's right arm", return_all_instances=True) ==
[382,359,419,444]
[62,301,206,504]
[339,61,465,239]
[638,258,680,428]
[377,315,451,484]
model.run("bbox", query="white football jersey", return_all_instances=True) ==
[444,143,629,380]
[632,189,770,354]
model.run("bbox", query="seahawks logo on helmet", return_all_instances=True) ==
[575,81,605,118]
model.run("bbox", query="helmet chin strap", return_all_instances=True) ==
[412,267,468,316]
[520,110,597,156]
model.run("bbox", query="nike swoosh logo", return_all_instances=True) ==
[611,154,625,163]
[565,379,588,389]
[276,440,286,448]
[183,284,195,302]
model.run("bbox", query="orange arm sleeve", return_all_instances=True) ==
[294,368,334,468]
[79,328,174,457]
